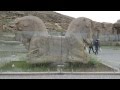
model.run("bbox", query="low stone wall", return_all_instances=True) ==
[27,35,89,64]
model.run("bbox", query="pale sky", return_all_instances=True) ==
[55,11,120,23]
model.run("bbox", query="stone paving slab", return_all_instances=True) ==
[96,48,120,71]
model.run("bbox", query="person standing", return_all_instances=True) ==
[94,39,100,55]
[89,41,94,54]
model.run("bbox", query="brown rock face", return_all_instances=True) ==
[92,21,114,45]
[0,22,3,30]
[1,11,118,46]
[69,17,114,46]
[0,11,74,33]
[113,20,120,42]
[113,20,120,28]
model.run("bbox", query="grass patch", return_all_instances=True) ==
[0,61,57,72]
[63,56,114,72]
[0,57,114,72]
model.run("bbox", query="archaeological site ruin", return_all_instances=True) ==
[0,11,120,71]
[8,14,120,64]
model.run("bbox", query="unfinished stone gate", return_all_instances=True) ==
[10,16,90,64]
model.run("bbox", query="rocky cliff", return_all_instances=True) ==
[0,11,120,45]
[0,11,74,33]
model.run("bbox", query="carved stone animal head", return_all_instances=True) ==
[10,16,48,50]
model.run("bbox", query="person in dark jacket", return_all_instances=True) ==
[94,39,100,55]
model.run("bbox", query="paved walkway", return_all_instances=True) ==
[0,72,120,79]
[95,47,120,71]
[1,74,120,79]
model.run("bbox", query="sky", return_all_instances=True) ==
[55,11,120,23]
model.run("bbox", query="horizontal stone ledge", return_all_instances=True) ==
[0,40,21,44]
[0,72,120,75]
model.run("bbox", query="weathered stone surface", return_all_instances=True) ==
[66,17,92,63]
[2,11,120,46]
[28,35,68,63]
[11,16,92,64]
[0,22,3,30]
[65,17,116,63]
[10,16,69,63]
[28,34,89,64]
[12,16,48,50]
[113,20,120,42]
[92,21,114,45]
[9,15,120,64]
[68,17,114,46]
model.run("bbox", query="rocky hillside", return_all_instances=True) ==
[0,11,74,33]
[0,11,120,45]
[0,11,115,35]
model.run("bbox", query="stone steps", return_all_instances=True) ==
[0,33,15,41]
[0,32,27,67]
